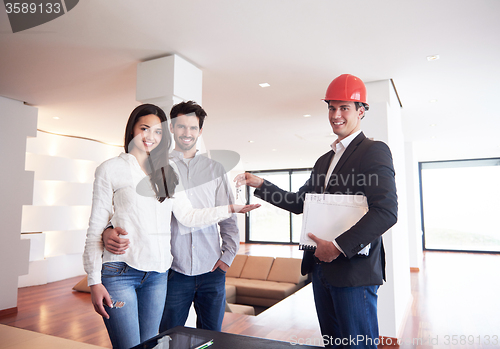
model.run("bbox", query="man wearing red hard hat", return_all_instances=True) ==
[235,74,398,348]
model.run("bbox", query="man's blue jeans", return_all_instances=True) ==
[312,264,379,349]
[160,268,226,332]
[101,262,168,349]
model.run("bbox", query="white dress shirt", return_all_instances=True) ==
[324,130,362,189]
[83,153,231,286]
[324,130,370,256]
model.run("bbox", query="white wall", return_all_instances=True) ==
[413,139,500,163]
[405,142,423,269]
[19,130,121,287]
[0,96,36,311]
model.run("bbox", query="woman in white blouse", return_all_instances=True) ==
[83,104,258,349]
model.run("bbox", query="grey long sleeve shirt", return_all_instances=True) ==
[169,150,239,276]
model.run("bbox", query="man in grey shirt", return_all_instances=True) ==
[162,101,239,331]
[103,101,239,332]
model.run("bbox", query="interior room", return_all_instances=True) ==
[1,0,499,348]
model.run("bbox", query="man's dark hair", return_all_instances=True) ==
[354,102,369,119]
[354,102,369,111]
[170,100,207,129]
[326,100,369,119]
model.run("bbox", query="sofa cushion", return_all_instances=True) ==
[73,276,90,293]
[227,303,255,315]
[225,276,241,286]
[236,296,280,308]
[267,257,304,284]
[225,284,237,304]
[239,256,274,280]
[225,276,253,288]
[226,254,248,278]
[227,278,299,300]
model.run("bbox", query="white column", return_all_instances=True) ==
[136,55,204,328]
[136,54,204,152]
[136,55,202,113]
[0,96,36,311]
[363,80,413,338]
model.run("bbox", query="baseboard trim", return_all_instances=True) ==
[0,307,18,317]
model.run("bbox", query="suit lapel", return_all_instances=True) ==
[317,150,334,191]
[325,132,366,191]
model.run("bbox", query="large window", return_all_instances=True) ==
[420,158,500,253]
[246,169,311,244]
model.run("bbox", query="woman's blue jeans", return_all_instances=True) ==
[101,262,168,349]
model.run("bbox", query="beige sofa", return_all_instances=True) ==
[225,255,307,307]
[74,254,306,312]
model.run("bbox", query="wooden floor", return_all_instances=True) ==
[0,324,104,349]
[398,251,500,348]
[1,246,499,348]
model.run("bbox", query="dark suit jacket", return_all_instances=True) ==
[254,132,398,287]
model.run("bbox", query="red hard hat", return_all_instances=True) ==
[323,74,369,107]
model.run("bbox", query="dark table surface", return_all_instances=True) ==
[131,325,324,349]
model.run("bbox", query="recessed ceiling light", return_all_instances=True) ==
[248,140,254,143]
[329,132,335,136]
[259,83,270,88]
[53,117,60,120]
[429,124,437,127]
[429,99,438,103]
[272,149,277,151]
[303,114,311,118]
[427,55,440,61]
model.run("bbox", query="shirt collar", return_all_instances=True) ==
[171,149,200,161]
[330,130,362,152]
[119,152,145,173]
[119,152,136,163]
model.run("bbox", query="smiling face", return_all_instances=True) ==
[131,114,163,153]
[328,100,364,140]
[170,113,203,155]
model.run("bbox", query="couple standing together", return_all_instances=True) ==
[84,101,256,349]
[84,74,397,349]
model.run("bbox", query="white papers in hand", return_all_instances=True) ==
[299,194,368,251]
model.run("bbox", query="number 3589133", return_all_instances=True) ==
[5,3,61,14]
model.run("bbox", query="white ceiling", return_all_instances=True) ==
[1,0,500,170]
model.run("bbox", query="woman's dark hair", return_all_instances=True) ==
[124,104,178,202]
[170,100,207,129]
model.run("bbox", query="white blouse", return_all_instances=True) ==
[83,153,231,286]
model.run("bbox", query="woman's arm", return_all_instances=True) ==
[83,163,114,286]
[90,284,113,319]
[171,186,259,228]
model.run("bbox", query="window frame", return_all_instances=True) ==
[419,157,500,254]
[245,168,312,244]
